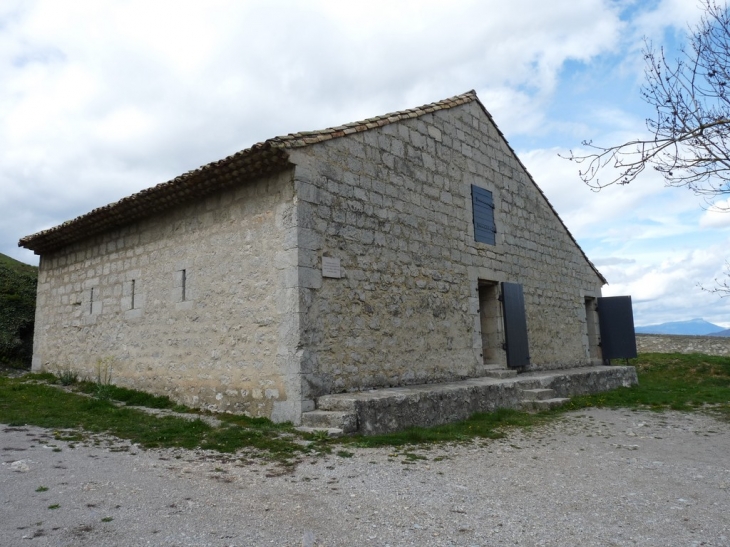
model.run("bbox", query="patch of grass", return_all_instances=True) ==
[25,372,57,383]
[56,369,78,386]
[565,353,730,420]
[48,504,59,510]
[310,429,330,441]
[75,382,182,410]
[35,486,48,492]
[402,452,427,461]
[101,517,113,522]
[54,431,84,442]
[0,375,307,461]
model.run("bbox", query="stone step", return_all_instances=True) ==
[520,388,556,401]
[521,397,570,411]
[307,365,637,435]
[316,395,358,412]
[294,426,344,438]
[480,369,517,379]
[475,364,517,378]
[301,410,358,433]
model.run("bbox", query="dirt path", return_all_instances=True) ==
[2,408,729,546]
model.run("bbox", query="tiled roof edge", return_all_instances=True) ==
[19,145,292,254]
[269,90,478,149]
[19,91,479,254]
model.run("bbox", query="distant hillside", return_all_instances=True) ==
[708,329,730,337]
[0,253,38,367]
[635,318,726,336]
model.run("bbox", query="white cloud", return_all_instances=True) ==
[1,0,629,263]
[700,199,730,228]
[599,240,730,326]
[631,0,707,42]
[2,0,726,327]
[592,257,636,266]
[518,146,679,239]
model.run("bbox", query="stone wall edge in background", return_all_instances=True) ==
[636,333,730,356]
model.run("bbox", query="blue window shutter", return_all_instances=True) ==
[501,282,530,368]
[471,185,496,245]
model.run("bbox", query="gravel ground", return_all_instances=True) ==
[1,408,729,547]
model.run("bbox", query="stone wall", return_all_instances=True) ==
[636,334,730,356]
[33,169,302,421]
[288,100,605,397]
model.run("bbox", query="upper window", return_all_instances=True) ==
[471,185,496,245]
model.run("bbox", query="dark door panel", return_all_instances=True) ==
[501,282,530,368]
[597,296,637,361]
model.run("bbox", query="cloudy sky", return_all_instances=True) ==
[1,0,729,328]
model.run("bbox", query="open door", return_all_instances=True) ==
[501,282,530,369]
[597,296,637,362]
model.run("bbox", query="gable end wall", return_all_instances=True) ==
[289,101,603,396]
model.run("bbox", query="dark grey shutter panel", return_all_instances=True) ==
[597,296,638,361]
[472,185,496,245]
[501,282,530,368]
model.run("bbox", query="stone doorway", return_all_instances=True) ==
[584,296,601,363]
[478,281,506,367]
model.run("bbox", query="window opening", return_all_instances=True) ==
[471,185,496,245]
[89,288,94,315]
[130,280,136,309]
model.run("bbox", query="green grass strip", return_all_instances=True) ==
[0,376,303,458]
[565,353,730,419]
[1,352,728,454]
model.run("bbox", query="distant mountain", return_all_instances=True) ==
[708,329,730,337]
[635,318,726,336]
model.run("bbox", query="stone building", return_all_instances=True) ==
[20,91,621,427]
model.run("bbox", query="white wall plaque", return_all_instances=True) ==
[322,257,341,278]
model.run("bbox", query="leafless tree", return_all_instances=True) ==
[566,1,730,199]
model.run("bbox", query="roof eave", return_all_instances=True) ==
[19,145,292,255]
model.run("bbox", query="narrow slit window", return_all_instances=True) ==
[130,279,136,309]
[181,269,186,302]
[89,287,94,315]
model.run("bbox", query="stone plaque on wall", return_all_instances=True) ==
[322,257,341,278]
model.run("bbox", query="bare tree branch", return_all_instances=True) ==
[564,1,730,198]
[702,261,730,296]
